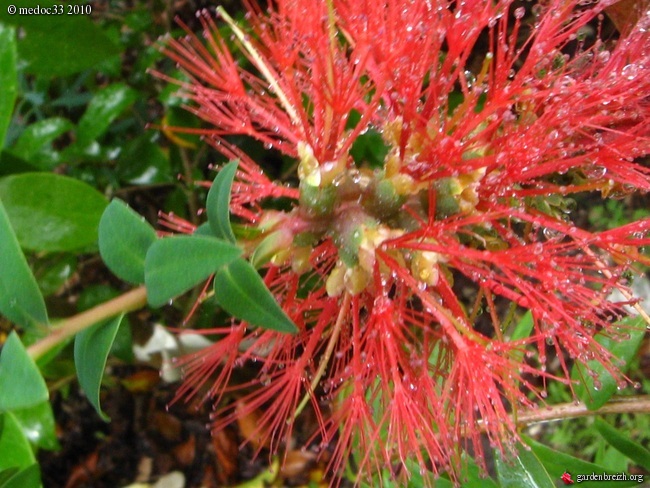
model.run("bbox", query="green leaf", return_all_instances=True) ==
[510,311,534,341]
[214,258,298,334]
[0,0,120,77]
[0,464,40,488]
[572,316,646,409]
[193,222,214,237]
[99,200,157,284]
[509,310,534,363]
[0,200,48,329]
[0,152,40,177]
[12,401,58,451]
[0,412,36,471]
[525,436,640,488]
[75,285,134,363]
[594,418,650,470]
[0,468,19,485]
[144,235,242,307]
[0,173,108,252]
[9,117,73,169]
[0,24,17,149]
[76,83,138,147]
[206,161,238,243]
[74,314,124,421]
[459,458,499,488]
[116,134,172,184]
[33,254,76,297]
[350,128,389,169]
[0,332,48,412]
[495,443,555,488]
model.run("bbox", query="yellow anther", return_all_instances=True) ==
[298,142,321,187]
[411,251,442,286]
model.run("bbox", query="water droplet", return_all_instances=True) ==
[622,64,639,80]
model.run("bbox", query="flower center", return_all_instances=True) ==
[254,134,487,296]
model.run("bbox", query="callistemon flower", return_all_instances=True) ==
[159,0,650,483]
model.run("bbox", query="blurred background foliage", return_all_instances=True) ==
[0,1,648,487]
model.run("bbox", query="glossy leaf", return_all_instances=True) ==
[74,314,124,421]
[9,117,73,169]
[0,24,16,149]
[594,418,650,470]
[76,83,138,147]
[572,316,646,409]
[495,443,555,488]
[12,402,58,451]
[206,160,238,243]
[525,436,639,488]
[33,254,77,297]
[214,258,298,334]
[0,332,48,412]
[0,2,120,77]
[0,464,40,488]
[0,173,108,252]
[0,412,36,471]
[116,134,172,184]
[99,200,157,284]
[0,201,48,329]
[144,235,242,307]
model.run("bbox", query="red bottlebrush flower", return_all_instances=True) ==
[160,0,650,483]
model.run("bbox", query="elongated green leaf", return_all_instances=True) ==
[74,314,124,421]
[11,401,58,451]
[572,316,646,409]
[509,310,534,363]
[510,311,534,341]
[594,418,650,470]
[0,173,108,252]
[99,200,157,284]
[0,464,40,488]
[9,117,73,169]
[495,443,555,488]
[0,412,36,471]
[0,332,48,412]
[525,436,639,488]
[214,258,298,334]
[145,235,242,307]
[459,458,500,488]
[0,201,48,329]
[0,24,16,149]
[206,161,238,243]
[75,285,134,363]
[76,83,138,147]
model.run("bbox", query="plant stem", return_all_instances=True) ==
[512,395,650,427]
[27,286,148,361]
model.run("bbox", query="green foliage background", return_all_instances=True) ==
[0,1,648,487]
